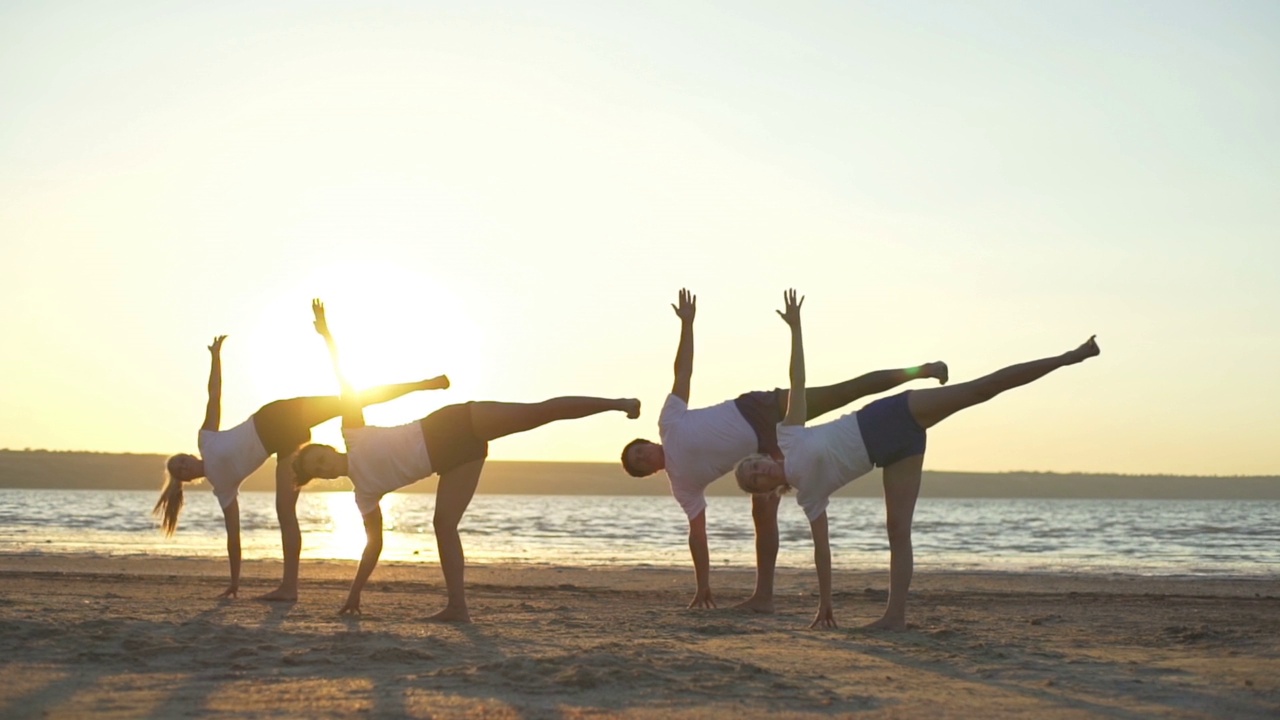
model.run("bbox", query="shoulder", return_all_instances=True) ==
[197,428,221,453]
[658,394,688,425]
[777,423,808,446]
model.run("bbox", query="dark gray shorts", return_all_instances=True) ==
[252,396,343,456]
[420,403,489,476]
[732,388,787,458]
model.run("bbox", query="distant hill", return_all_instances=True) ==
[2,449,1278,500]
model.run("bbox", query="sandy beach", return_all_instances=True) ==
[0,555,1276,719]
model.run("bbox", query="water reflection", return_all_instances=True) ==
[0,490,1277,576]
[310,492,414,562]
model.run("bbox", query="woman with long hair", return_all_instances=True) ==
[156,334,448,600]
[293,300,640,622]
[735,290,1099,630]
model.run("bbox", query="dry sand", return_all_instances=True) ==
[0,555,1276,719]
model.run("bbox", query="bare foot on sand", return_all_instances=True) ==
[732,597,775,614]
[255,587,297,603]
[861,616,908,632]
[425,606,472,623]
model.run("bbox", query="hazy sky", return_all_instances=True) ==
[2,1,1277,475]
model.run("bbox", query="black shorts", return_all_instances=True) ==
[732,388,788,458]
[252,396,343,456]
[420,403,489,476]
[855,391,927,468]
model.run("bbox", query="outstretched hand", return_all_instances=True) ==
[312,299,330,337]
[672,288,696,323]
[208,335,228,354]
[776,288,804,328]
[810,602,837,629]
[688,587,717,609]
[427,375,451,391]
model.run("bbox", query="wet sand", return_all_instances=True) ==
[0,555,1277,719]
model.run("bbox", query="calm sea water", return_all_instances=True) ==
[1,489,1278,576]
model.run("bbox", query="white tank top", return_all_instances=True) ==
[198,417,269,508]
[777,413,873,522]
[343,423,434,516]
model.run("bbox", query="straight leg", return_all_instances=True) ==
[266,382,434,433]
[907,337,1099,430]
[259,452,302,601]
[357,379,439,408]
[865,453,924,631]
[426,459,485,623]
[469,397,639,442]
[735,492,781,613]
[796,363,947,421]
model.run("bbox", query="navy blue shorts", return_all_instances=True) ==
[855,391,927,468]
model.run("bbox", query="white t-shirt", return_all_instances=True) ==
[658,394,757,519]
[777,412,873,522]
[344,422,434,516]
[198,418,269,509]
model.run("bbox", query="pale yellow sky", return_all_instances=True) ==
[1,2,1277,475]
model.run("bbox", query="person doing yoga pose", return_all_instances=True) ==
[735,290,1099,630]
[620,289,947,612]
[293,300,641,622]
[155,335,447,600]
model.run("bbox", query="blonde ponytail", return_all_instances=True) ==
[153,470,186,536]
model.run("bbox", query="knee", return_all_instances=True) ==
[885,519,912,546]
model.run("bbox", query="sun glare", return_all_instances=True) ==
[313,490,407,561]
[242,261,492,442]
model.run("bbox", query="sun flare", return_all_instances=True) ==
[313,491,408,561]
[242,261,492,445]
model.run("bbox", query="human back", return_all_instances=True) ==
[343,421,435,514]
[778,411,873,522]
[658,394,757,511]
[198,417,270,508]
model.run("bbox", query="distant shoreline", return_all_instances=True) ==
[3,449,1279,500]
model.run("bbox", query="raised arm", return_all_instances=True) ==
[201,335,227,431]
[670,289,696,402]
[777,289,806,426]
[809,512,836,628]
[312,299,364,429]
[339,507,383,615]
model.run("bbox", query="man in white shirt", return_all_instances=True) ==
[619,289,947,611]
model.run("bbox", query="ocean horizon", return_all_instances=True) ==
[2,489,1277,577]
